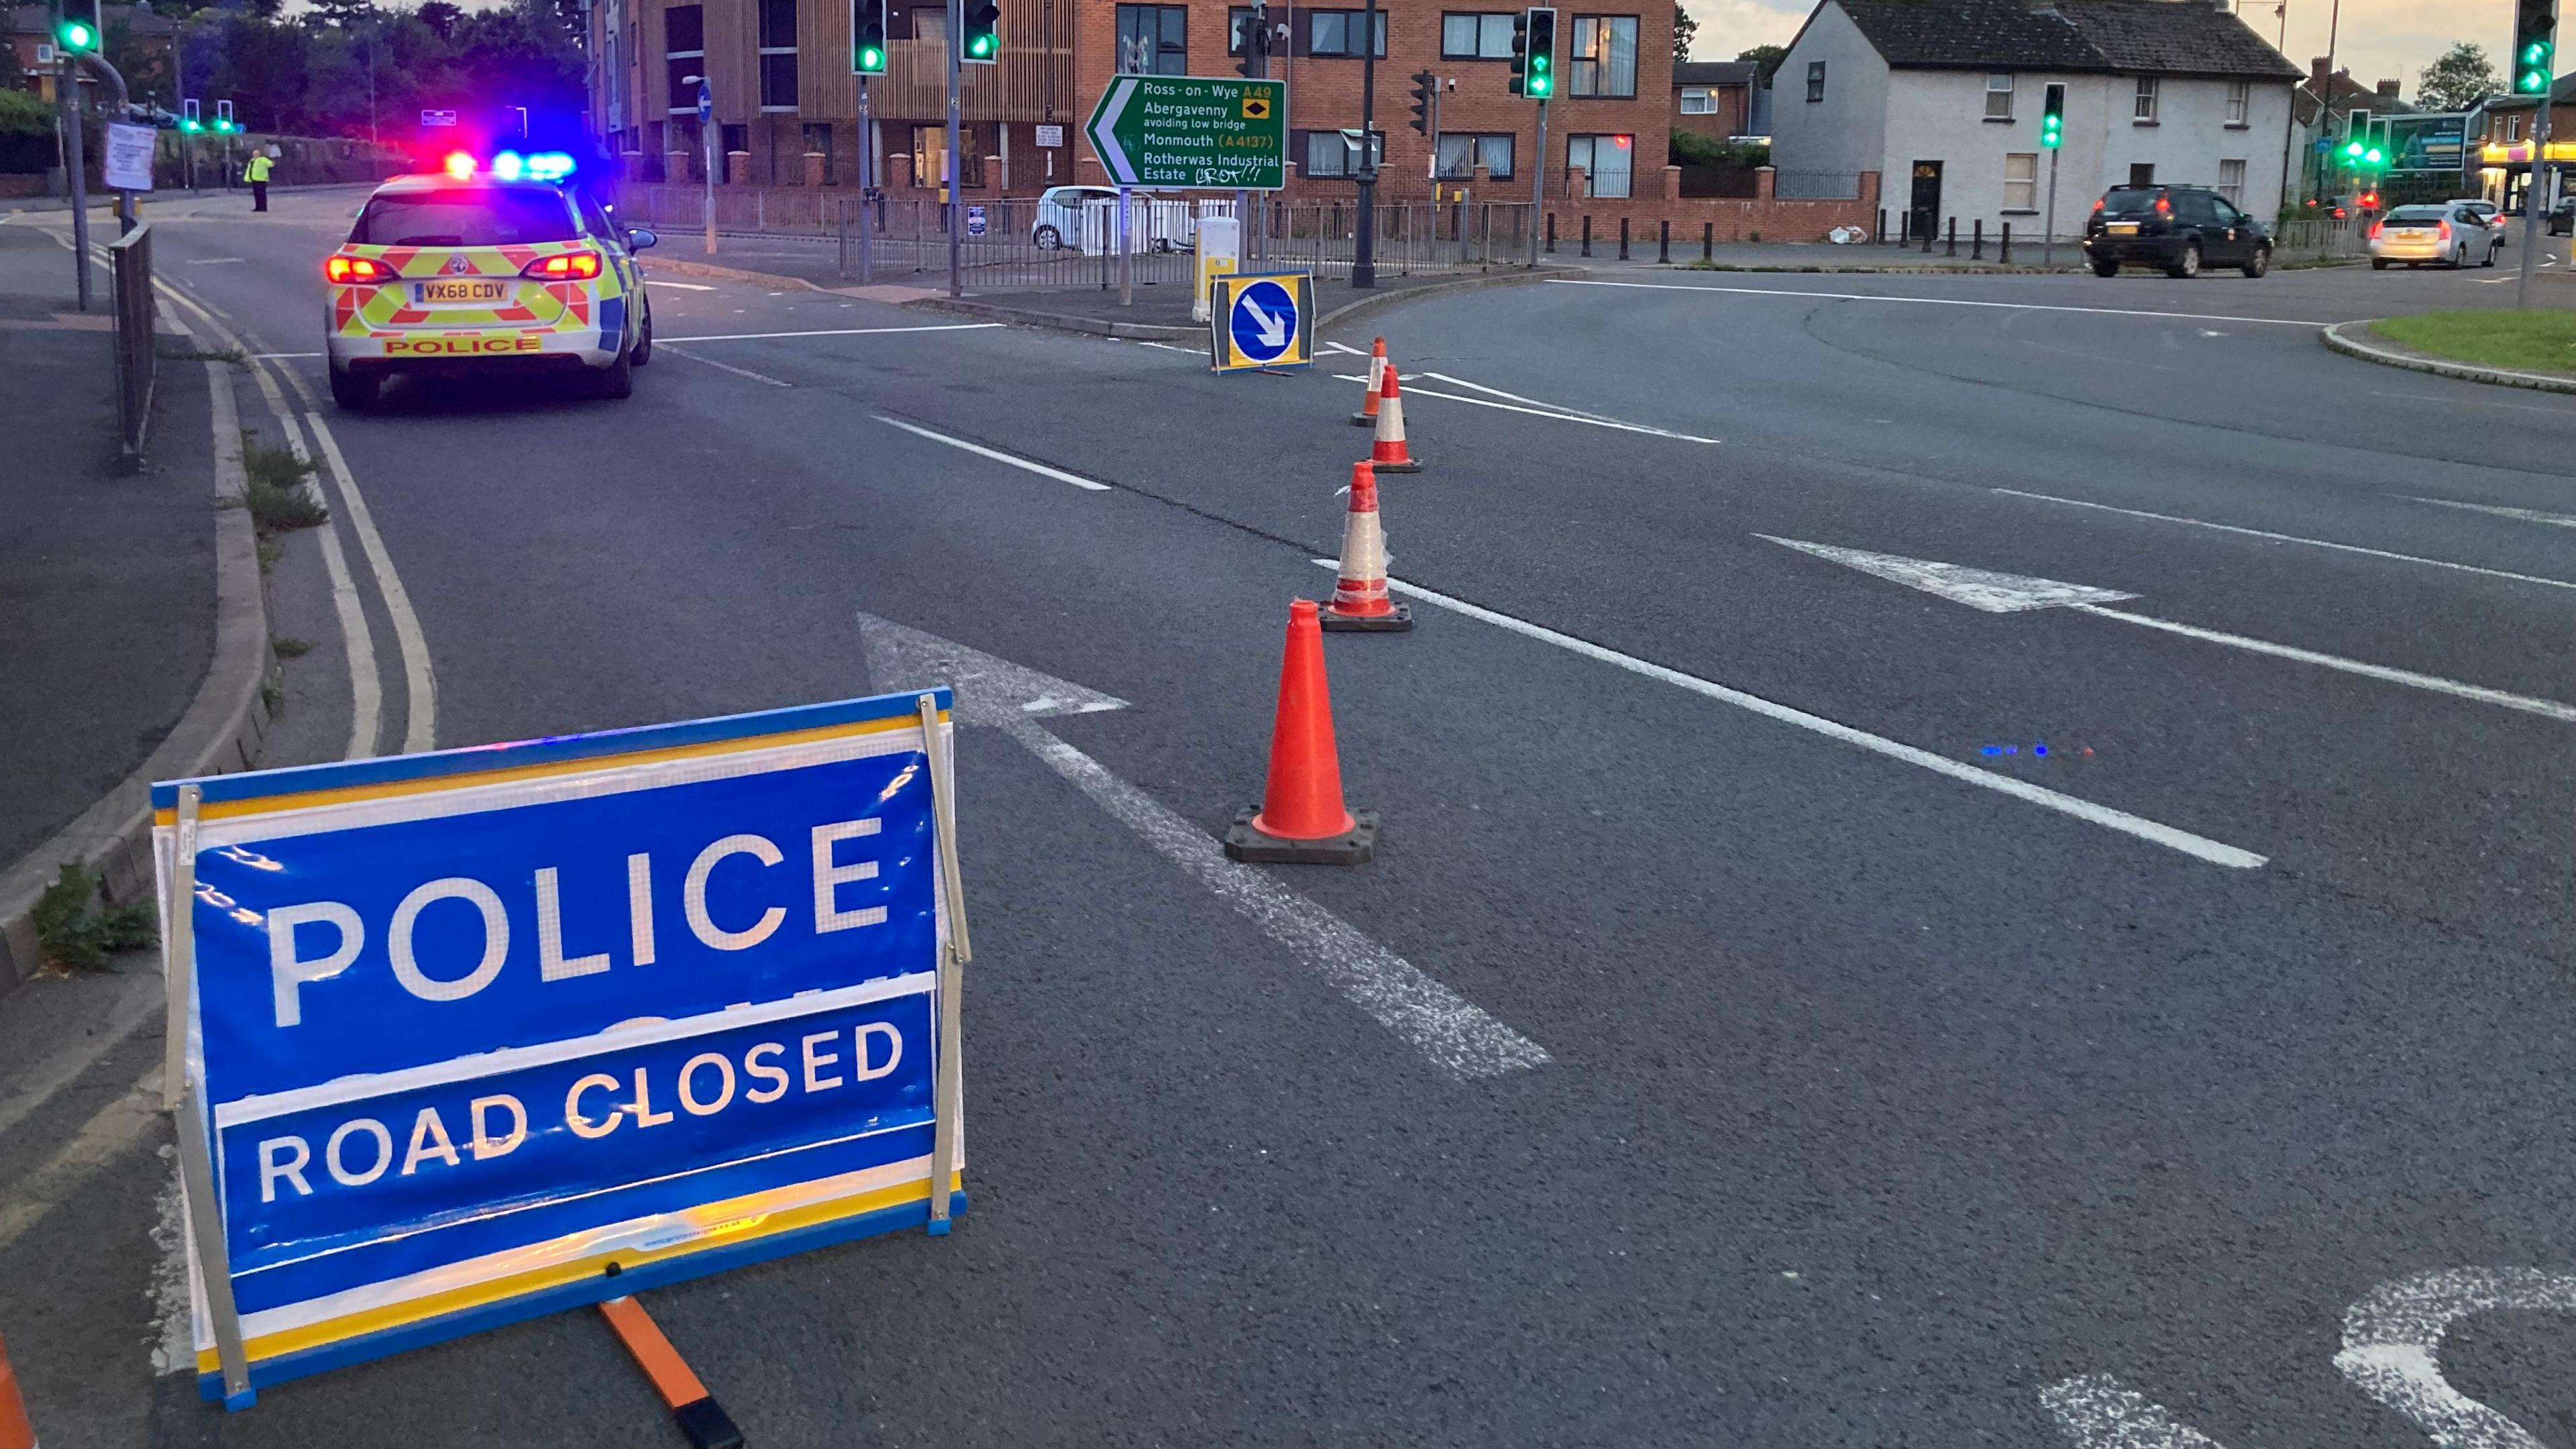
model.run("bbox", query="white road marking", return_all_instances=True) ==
[269,409,386,758]
[663,343,792,386]
[2335,1267,2576,1449]
[1764,535,2576,720]
[2372,389,2571,413]
[856,614,1548,1078]
[1320,560,2267,868]
[1322,339,1369,356]
[659,323,1005,342]
[183,256,246,264]
[871,415,1113,490]
[1329,374,1723,443]
[1419,370,1619,421]
[1135,340,1199,354]
[1550,277,2330,328]
[149,1162,193,1375]
[2402,494,2576,527]
[1994,488,2576,593]
[648,280,718,290]
[251,351,323,360]
[2042,1375,2231,1448]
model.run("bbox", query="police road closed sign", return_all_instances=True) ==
[103,121,157,192]
[154,692,969,1401]
[1210,270,1311,372]
[1085,76,1287,191]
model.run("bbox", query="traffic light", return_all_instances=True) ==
[55,10,97,51]
[2039,82,2064,148]
[181,98,202,133]
[2516,0,2557,94]
[214,99,237,133]
[853,0,885,73]
[1522,7,1556,99]
[1234,0,1269,76]
[961,0,998,62]
[1409,69,1435,135]
[1509,11,1528,95]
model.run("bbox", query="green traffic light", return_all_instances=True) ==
[1527,60,1552,97]
[180,118,201,133]
[858,44,883,67]
[968,35,991,55]
[58,18,95,48]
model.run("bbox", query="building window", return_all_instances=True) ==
[1568,15,1638,97]
[1567,133,1632,196]
[2133,75,2159,121]
[1301,129,1379,177]
[912,123,987,187]
[885,3,945,38]
[1307,10,1387,58]
[2128,161,2154,186]
[1441,12,1517,59]
[2225,79,2249,125]
[757,0,797,110]
[1985,72,2012,119]
[1678,85,1716,114]
[2217,158,2246,205]
[1806,60,1825,103]
[2003,151,2036,209]
[1436,132,1514,178]
[1116,4,1187,74]
[2508,114,2524,141]
[663,3,703,115]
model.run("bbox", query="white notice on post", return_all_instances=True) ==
[103,122,156,191]
[1035,124,1064,149]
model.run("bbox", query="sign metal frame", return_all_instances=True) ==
[1208,268,1312,372]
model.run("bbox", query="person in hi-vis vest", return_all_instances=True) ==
[245,147,275,211]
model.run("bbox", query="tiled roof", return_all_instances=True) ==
[1674,60,1758,85]
[1831,0,2300,79]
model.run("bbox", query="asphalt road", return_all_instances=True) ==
[9,185,2576,1448]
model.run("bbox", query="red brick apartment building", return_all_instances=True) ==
[590,0,1672,201]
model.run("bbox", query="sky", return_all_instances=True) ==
[1683,0,2512,104]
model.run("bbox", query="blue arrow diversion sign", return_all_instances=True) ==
[1210,270,1313,372]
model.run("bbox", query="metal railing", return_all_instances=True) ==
[2272,216,2369,263]
[615,185,1538,291]
[1774,170,1864,201]
[111,224,155,472]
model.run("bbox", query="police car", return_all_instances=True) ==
[323,152,656,409]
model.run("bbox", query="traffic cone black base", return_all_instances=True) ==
[1224,807,1379,864]
[1319,602,1412,633]
[1372,459,1422,474]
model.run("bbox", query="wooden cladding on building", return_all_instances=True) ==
[796,0,1077,122]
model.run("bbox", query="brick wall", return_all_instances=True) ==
[1538,165,1881,245]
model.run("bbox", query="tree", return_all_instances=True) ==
[1673,2,1695,62]
[415,1,465,40]
[304,0,383,29]
[2416,42,2498,111]
[0,32,23,90]
[1737,43,1786,85]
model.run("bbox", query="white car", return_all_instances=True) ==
[2369,203,2502,269]
[1030,185,1115,250]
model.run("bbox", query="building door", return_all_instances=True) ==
[1909,161,1942,241]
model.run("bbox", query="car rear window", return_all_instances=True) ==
[2098,189,2165,215]
[2383,207,2447,223]
[350,187,579,246]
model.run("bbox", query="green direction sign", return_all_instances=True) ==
[1085,76,1287,191]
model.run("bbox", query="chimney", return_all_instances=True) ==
[2375,78,2401,101]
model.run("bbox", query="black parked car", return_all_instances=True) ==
[2549,196,2576,236]
[2082,184,2273,278]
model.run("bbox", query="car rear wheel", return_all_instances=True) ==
[629,299,653,367]
[2090,258,2120,277]
[2487,243,2501,267]
[2241,245,2270,279]
[2371,258,2390,270]
[2166,240,2201,279]
[1034,224,1062,250]
[590,349,634,400]
[329,366,378,412]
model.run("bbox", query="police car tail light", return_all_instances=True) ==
[325,255,393,284]
[521,250,604,280]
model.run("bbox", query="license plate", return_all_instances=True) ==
[416,280,506,304]
[2107,223,2139,235]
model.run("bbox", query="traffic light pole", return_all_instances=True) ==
[945,0,963,299]
[58,50,91,309]
[1529,97,1547,266]
[857,77,874,285]
[1352,0,1379,288]
[2522,101,2552,310]
[2042,147,2059,271]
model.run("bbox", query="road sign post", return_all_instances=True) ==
[152,690,973,1405]
[1209,270,1311,371]
[696,78,716,255]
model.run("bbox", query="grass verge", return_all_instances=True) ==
[2372,309,2576,376]
[32,862,156,971]
[239,432,330,534]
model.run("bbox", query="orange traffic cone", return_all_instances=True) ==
[1350,337,1387,427]
[1320,462,1411,633]
[1371,364,1421,474]
[0,1333,36,1449]
[1224,600,1378,864]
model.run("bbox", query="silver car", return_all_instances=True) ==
[2369,203,2503,269]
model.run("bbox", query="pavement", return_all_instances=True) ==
[0,222,217,914]
[14,182,2576,1448]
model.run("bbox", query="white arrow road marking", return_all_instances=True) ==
[1764,537,2576,722]
[2402,495,2576,528]
[1994,488,2576,594]
[1238,293,1289,348]
[2042,1375,2233,1448]
[1419,371,1620,422]
[661,323,1005,342]
[856,615,1549,1079]
[1312,561,2265,868]
[872,416,1113,490]
[2335,1268,2576,1448]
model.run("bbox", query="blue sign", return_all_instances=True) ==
[1228,278,1297,364]
[696,80,712,125]
[155,691,967,1401]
